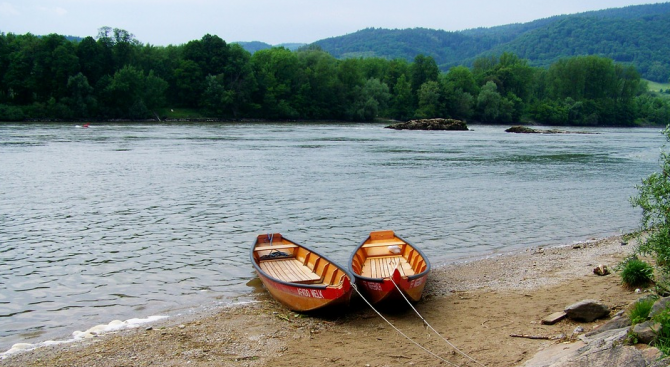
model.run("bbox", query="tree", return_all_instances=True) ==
[101,65,167,118]
[222,44,257,117]
[3,34,40,104]
[415,81,442,118]
[201,74,232,116]
[107,65,146,117]
[295,48,340,119]
[349,78,391,121]
[444,66,478,96]
[476,81,502,122]
[410,54,439,101]
[61,73,96,118]
[647,61,670,83]
[173,59,203,108]
[390,74,414,120]
[111,28,139,69]
[251,47,300,119]
[541,55,643,125]
[77,36,107,86]
[338,58,365,120]
[442,66,478,119]
[631,126,670,274]
[143,70,168,114]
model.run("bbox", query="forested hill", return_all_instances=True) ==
[313,2,670,82]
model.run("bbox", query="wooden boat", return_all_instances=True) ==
[250,233,354,312]
[349,230,431,305]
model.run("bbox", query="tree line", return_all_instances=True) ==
[0,28,669,125]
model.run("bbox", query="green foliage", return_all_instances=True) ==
[1,24,669,124]
[631,127,670,270]
[652,308,670,354]
[476,81,502,122]
[0,104,24,121]
[629,296,658,325]
[619,255,654,288]
[314,3,670,82]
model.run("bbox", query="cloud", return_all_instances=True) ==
[0,2,19,16]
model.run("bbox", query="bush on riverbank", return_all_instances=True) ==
[619,255,655,288]
[629,125,670,293]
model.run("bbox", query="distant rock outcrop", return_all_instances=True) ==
[506,126,543,133]
[386,118,469,131]
[505,126,598,134]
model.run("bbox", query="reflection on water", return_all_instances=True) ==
[0,122,665,350]
[245,278,265,293]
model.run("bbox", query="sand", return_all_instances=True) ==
[0,235,649,367]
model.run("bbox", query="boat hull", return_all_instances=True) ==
[355,268,429,305]
[256,272,352,312]
[349,230,431,306]
[251,233,354,312]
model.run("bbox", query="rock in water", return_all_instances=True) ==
[506,126,540,133]
[386,118,469,131]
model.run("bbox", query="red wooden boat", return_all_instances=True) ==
[349,230,431,305]
[251,233,354,312]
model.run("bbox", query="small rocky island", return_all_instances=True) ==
[505,126,597,134]
[386,118,469,131]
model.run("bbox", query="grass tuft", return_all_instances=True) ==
[619,255,654,288]
[629,296,657,325]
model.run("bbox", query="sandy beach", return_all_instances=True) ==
[0,234,648,367]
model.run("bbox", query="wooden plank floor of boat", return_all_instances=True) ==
[362,256,414,278]
[259,258,321,283]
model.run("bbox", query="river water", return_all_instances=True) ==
[0,122,666,350]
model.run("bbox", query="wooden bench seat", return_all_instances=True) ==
[361,240,406,248]
[254,243,298,252]
[361,256,414,278]
[259,258,321,284]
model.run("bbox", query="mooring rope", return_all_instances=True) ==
[351,283,462,367]
[389,275,487,367]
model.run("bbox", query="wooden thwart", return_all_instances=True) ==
[361,240,406,248]
[254,244,298,252]
[260,258,321,283]
[362,256,414,278]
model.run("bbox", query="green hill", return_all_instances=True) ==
[313,3,670,81]
[235,41,306,53]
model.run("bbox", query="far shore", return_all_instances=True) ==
[0,234,647,367]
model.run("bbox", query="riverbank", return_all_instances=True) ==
[0,234,649,367]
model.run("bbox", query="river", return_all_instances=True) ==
[0,122,665,351]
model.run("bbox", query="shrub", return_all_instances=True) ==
[629,296,658,325]
[620,256,655,288]
[652,308,670,354]
[631,125,670,273]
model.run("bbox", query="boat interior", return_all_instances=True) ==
[253,234,348,286]
[351,230,427,279]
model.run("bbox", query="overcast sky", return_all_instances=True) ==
[0,1,667,46]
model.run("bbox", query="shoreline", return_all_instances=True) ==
[1,234,646,366]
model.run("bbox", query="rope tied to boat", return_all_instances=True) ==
[351,282,462,367]
[260,233,289,259]
[260,251,290,260]
[388,262,486,367]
